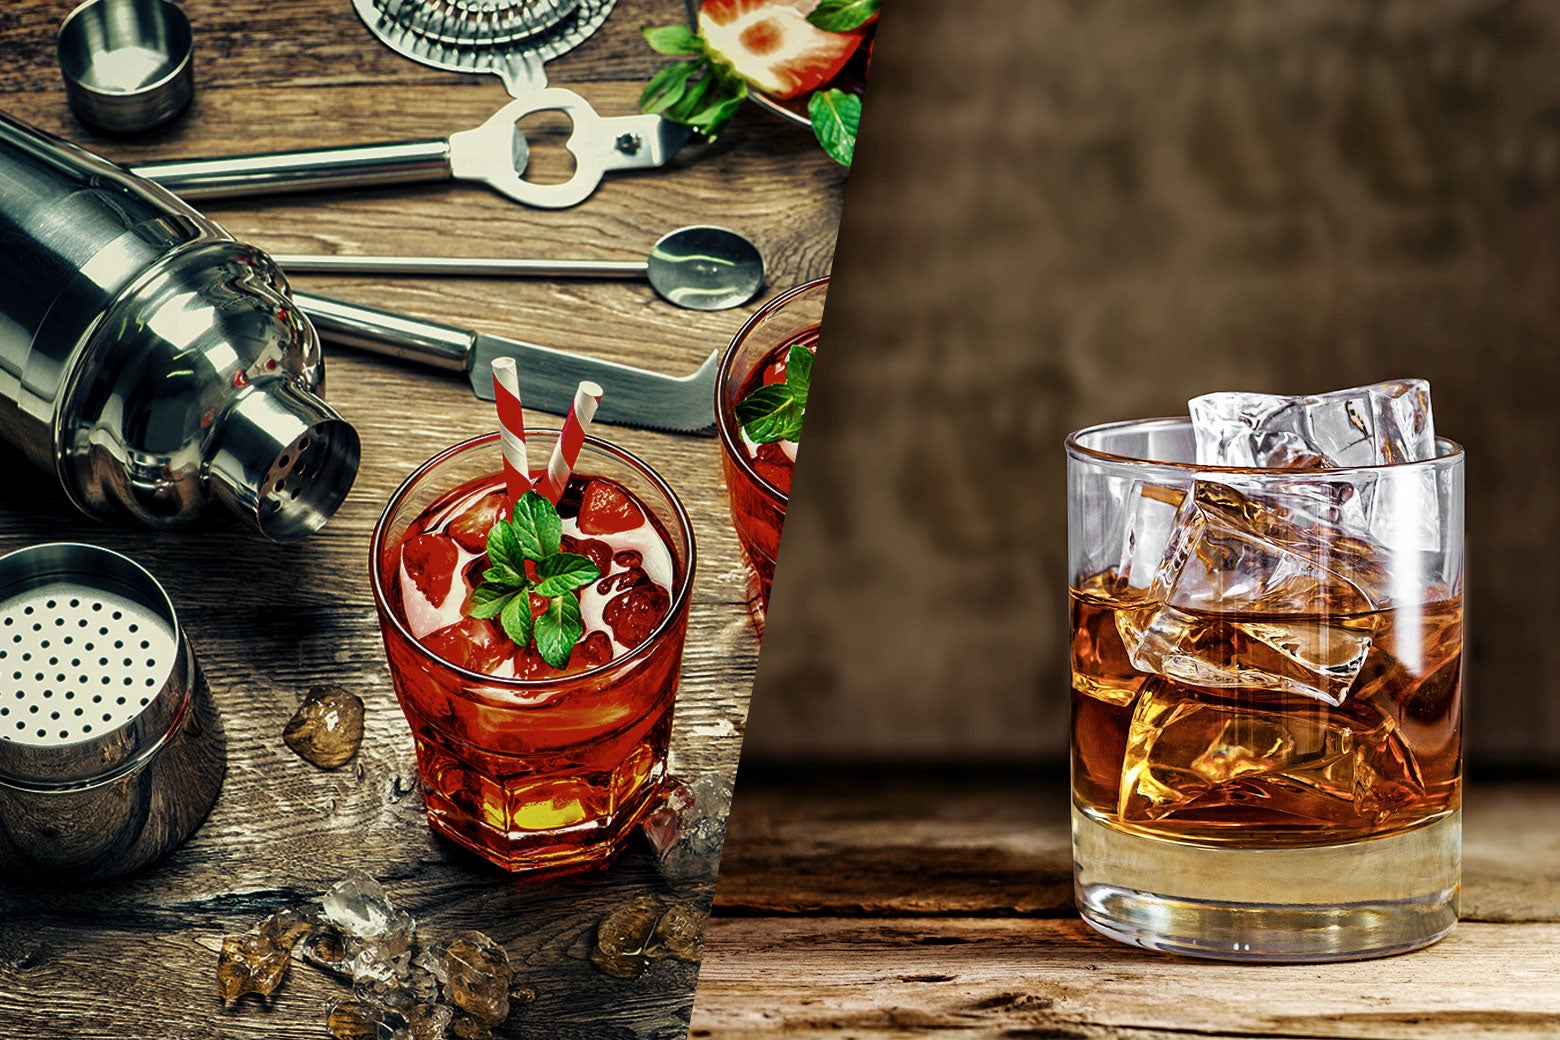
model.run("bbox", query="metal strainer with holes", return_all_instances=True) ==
[353,0,618,94]
[0,544,225,883]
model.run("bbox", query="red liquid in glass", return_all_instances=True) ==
[377,471,686,872]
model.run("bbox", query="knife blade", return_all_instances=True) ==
[290,290,717,434]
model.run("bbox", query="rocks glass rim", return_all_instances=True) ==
[715,275,829,506]
[369,429,696,693]
[1066,416,1464,475]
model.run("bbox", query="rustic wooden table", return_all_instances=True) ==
[694,770,1560,1039]
[0,1,843,1036]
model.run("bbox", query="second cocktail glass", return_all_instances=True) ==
[716,277,827,625]
[371,430,695,873]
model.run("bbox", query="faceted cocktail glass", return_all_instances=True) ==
[1066,416,1464,960]
[716,277,827,626]
[371,431,695,873]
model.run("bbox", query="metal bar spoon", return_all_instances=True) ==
[272,225,765,312]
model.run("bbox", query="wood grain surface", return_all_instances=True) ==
[748,0,1560,768]
[0,1,845,1036]
[693,771,1560,1039]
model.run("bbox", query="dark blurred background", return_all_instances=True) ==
[743,0,1560,770]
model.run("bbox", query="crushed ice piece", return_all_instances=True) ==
[1118,481,1384,704]
[216,906,315,1002]
[432,931,512,1029]
[642,773,734,886]
[645,902,707,964]
[320,872,417,984]
[283,685,366,769]
[590,894,663,979]
[217,931,290,1002]
[223,876,523,1040]
[590,895,707,979]
[323,872,414,941]
[1189,378,1435,469]
[302,923,352,977]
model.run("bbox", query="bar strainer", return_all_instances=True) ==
[0,544,225,884]
[352,0,618,94]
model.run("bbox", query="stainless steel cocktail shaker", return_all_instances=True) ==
[0,112,360,541]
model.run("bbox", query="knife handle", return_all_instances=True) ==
[290,290,473,373]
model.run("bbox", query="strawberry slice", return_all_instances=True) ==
[698,0,862,99]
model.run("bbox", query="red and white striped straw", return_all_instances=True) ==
[490,357,531,501]
[536,380,603,504]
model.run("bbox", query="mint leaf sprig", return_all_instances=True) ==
[808,88,861,166]
[736,342,813,444]
[465,491,601,670]
[807,0,880,33]
[639,26,748,139]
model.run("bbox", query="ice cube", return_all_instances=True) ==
[283,685,366,770]
[578,479,645,535]
[1190,378,1435,468]
[602,582,671,649]
[644,902,707,964]
[1115,481,1184,592]
[1117,481,1383,704]
[430,932,512,1029]
[1119,679,1426,826]
[216,906,316,1002]
[642,774,734,886]
[1155,481,1382,615]
[590,894,664,980]
[320,873,417,984]
[323,873,405,939]
[447,490,509,553]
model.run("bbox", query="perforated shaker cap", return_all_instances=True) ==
[0,543,193,788]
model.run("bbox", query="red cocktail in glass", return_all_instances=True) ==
[716,277,827,624]
[370,431,695,873]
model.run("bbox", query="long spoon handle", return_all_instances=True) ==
[270,254,648,279]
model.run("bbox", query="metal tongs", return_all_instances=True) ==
[131,89,691,209]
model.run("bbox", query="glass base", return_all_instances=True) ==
[1073,806,1460,962]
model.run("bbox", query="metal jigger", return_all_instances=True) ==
[0,112,360,541]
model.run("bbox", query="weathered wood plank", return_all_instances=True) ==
[712,774,1560,924]
[689,917,1560,1040]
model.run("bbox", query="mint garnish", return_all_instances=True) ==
[736,342,813,443]
[808,88,861,167]
[465,490,600,669]
[638,28,749,139]
[807,0,879,33]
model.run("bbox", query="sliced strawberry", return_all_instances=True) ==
[698,0,862,99]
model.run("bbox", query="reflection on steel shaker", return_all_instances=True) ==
[0,112,360,541]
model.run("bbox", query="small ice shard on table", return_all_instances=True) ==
[590,895,708,979]
[642,773,734,886]
[284,684,366,769]
[320,871,417,983]
[645,902,707,964]
[216,905,317,1002]
[328,998,452,1040]
[591,894,664,979]
[431,931,512,1033]
[1190,378,1435,468]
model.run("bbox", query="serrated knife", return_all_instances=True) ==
[291,290,717,435]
